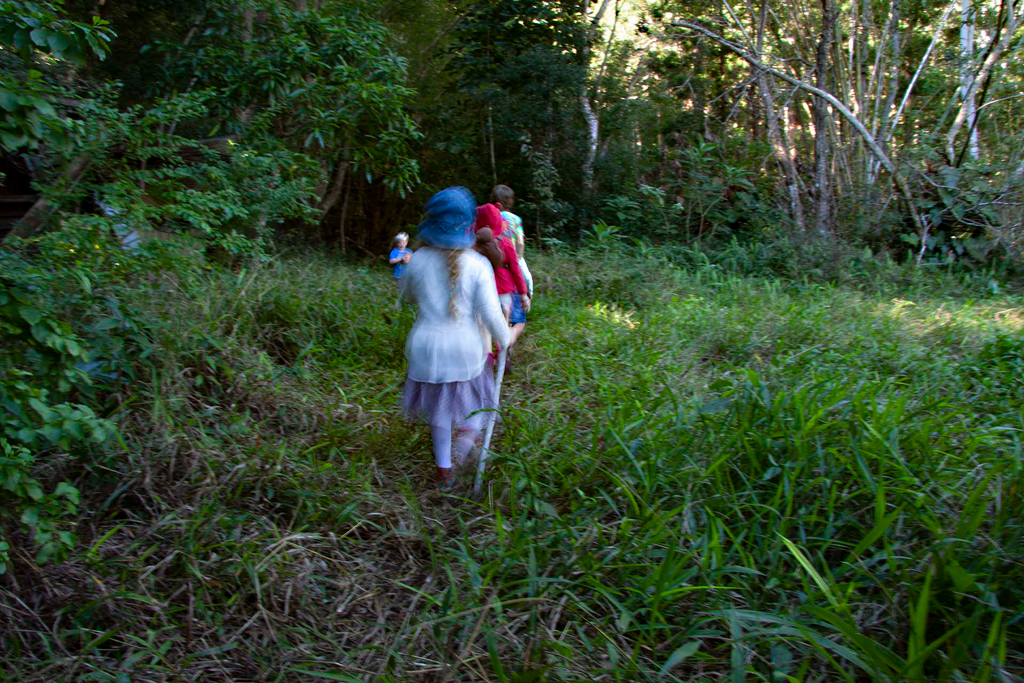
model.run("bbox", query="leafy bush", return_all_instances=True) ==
[599,184,683,239]
[153,1,421,197]
[0,253,112,568]
[0,0,113,152]
[668,137,783,236]
[0,253,113,447]
[31,90,321,261]
[0,438,80,570]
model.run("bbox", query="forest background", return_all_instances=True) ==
[2,0,1024,681]
[5,0,1024,256]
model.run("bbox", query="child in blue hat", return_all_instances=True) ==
[401,187,511,490]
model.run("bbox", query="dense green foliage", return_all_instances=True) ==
[2,0,418,253]
[0,0,112,151]
[5,0,1023,252]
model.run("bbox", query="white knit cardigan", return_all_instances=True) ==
[401,247,510,383]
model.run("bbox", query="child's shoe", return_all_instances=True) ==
[437,466,455,492]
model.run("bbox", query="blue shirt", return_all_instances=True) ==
[390,248,412,279]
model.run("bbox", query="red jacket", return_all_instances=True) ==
[495,235,527,296]
[476,203,527,296]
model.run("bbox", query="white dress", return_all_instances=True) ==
[401,247,510,383]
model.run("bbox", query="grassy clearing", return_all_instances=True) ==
[2,245,1023,682]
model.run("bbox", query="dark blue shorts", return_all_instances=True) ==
[509,293,526,324]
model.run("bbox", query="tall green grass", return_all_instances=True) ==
[2,245,1021,682]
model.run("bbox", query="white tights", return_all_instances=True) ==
[430,416,483,468]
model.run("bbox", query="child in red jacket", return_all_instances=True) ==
[474,203,530,320]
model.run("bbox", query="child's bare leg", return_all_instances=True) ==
[453,412,486,465]
[453,428,478,465]
[509,322,525,346]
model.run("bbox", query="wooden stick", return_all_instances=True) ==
[474,346,508,498]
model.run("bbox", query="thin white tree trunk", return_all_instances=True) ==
[868,0,898,139]
[814,0,836,236]
[947,1,1023,162]
[753,0,806,232]
[866,4,899,185]
[960,0,980,159]
[581,89,598,190]
[579,0,614,193]
[872,9,902,183]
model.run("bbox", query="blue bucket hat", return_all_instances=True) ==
[415,186,477,249]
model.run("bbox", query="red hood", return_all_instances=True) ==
[475,203,503,237]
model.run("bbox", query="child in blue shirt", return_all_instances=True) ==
[389,232,412,280]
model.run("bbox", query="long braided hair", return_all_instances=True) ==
[444,248,462,319]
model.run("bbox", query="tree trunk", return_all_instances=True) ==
[947,3,1023,163]
[869,0,902,184]
[759,80,806,232]
[579,0,614,195]
[595,0,622,94]
[814,0,836,236]
[318,143,352,219]
[318,162,350,219]
[339,178,351,254]
[11,156,92,238]
[581,88,598,191]
[755,0,806,232]
[960,0,980,160]
[748,66,764,141]
[867,0,897,142]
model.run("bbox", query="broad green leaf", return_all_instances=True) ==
[0,89,17,112]
[19,306,43,325]
[55,482,80,505]
[29,29,49,47]
[46,32,72,57]
[28,397,54,421]
[659,641,700,677]
[21,506,39,525]
[26,483,43,501]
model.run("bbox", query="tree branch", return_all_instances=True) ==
[888,0,956,140]
[670,19,926,236]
